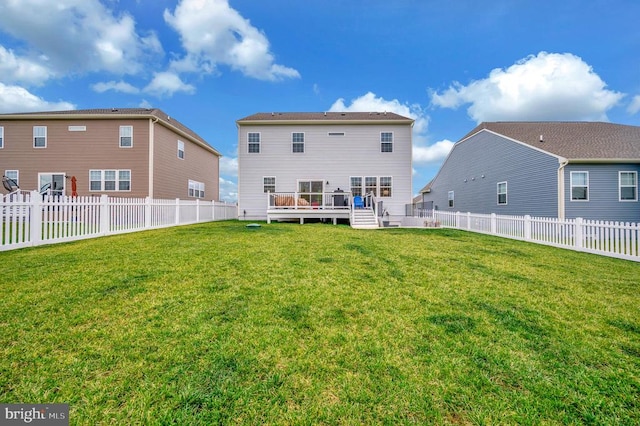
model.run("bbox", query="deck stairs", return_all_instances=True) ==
[350,208,379,229]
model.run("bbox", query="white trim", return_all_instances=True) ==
[188,179,205,198]
[570,171,589,202]
[38,172,65,195]
[33,126,47,148]
[380,131,393,153]
[148,118,155,197]
[4,169,19,187]
[89,169,132,192]
[0,126,4,149]
[497,181,508,205]
[119,125,133,148]
[292,132,305,153]
[247,132,261,153]
[177,140,185,159]
[263,176,276,193]
[448,190,454,208]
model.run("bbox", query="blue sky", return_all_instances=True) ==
[1,0,639,202]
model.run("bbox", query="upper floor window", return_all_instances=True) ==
[380,176,392,197]
[0,126,4,148]
[90,169,131,191]
[188,180,205,198]
[33,126,47,148]
[263,176,276,193]
[448,191,455,208]
[570,171,589,201]
[292,132,304,153]
[177,140,185,159]
[497,181,507,205]
[619,171,638,201]
[248,132,260,153]
[381,132,393,152]
[119,125,133,148]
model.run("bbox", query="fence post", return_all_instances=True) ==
[467,212,472,230]
[491,213,497,234]
[29,191,42,246]
[196,199,200,223]
[212,200,216,221]
[575,217,583,250]
[100,194,109,235]
[524,215,531,240]
[145,197,152,229]
[455,211,460,229]
[175,198,180,225]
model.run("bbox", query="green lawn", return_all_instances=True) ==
[1,221,638,425]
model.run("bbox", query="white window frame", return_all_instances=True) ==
[497,181,507,205]
[379,176,392,197]
[381,132,393,153]
[89,169,131,192]
[177,140,185,159]
[248,132,260,153]
[188,180,205,198]
[292,132,305,153]
[263,176,276,193]
[365,176,378,196]
[570,171,589,201]
[33,126,47,148]
[4,170,19,188]
[350,176,363,197]
[38,172,65,195]
[0,126,4,149]
[619,171,638,202]
[448,191,454,208]
[119,125,133,148]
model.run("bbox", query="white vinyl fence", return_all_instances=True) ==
[426,210,640,262]
[1,191,237,251]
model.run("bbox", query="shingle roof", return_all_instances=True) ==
[237,111,414,123]
[0,108,220,156]
[462,121,640,160]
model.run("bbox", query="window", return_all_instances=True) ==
[177,140,185,159]
[570,171,589,201]
[248,132,260,153]
[365,176,378,196]
[350,177,362,197]
[263,176,276,193]
[380,177,392,197]
[4,170,18,189]
[89,169,131,192]
[188,180,205,198]
[381,132,393,152]
[448,191,454,208]
[33,126,47,148]
[0,126,4,148]
[292,132,304,153]
[497,181,507,205]
[38,173,64,196]
[619,171,638,201]
[119,126,133,147]
[298,180,323,205]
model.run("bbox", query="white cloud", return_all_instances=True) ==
[628,95,640,115]
[219,176,237,203]
[163,0,300,81]
[0,82,75,113]
[0,0,162,81]
[431,52,624,122]
[219,156,238,177]
[0,46,55,86]
[91,80,140,94]
[143,72,195,97]
[329,92,450,165]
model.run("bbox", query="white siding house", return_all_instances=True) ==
[237,112,414,226]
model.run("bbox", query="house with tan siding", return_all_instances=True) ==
[237,112,414,227]
[0,108,221,200]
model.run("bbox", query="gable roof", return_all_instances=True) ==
[237,111,414,125]
[0,108,221,156]
[463,121,640,161]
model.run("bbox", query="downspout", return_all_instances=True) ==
[557,158,568,219]
[148,117,159,198]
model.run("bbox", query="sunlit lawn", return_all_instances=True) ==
[1,221,638,424]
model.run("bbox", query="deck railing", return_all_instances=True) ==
[412,209,640,262]
[267,191,352,210]
[1,191,237,251]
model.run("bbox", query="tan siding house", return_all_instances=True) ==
[0,108,221,200]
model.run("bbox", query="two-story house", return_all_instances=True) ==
[418,121,640,222]
[236,112,414,227]
[0,108,221,200]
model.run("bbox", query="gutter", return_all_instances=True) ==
[557,158,569,220]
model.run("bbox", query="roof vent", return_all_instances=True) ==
[271,112,275,116]
[111,108,118,112]
[324,112,327,116]
[539,134,544,142]
[341,113,346,116]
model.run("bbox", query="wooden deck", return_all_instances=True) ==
[266,191,352,224]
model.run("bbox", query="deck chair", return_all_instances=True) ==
[353,195,364,209]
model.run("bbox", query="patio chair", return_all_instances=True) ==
[353,195,364,209]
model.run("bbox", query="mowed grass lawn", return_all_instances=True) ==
[1,221,639,425]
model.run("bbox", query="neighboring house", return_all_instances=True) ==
[418,122,640,222]
[236,112,414,224]
[0,108,221,200]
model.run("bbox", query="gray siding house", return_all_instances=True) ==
[237,112,414,224]
[418,122,640,222]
